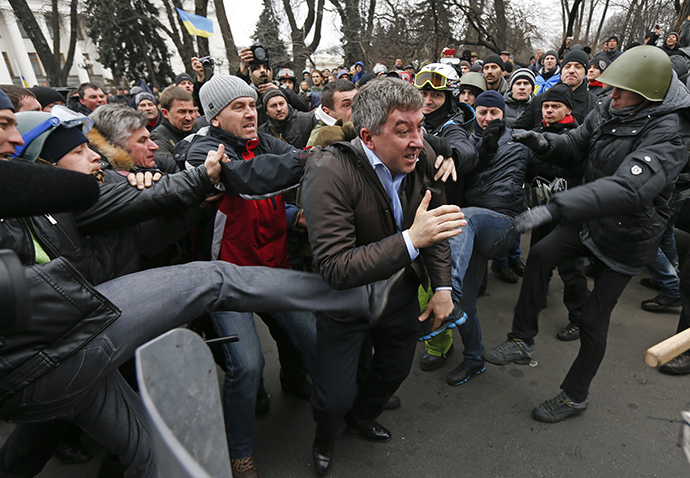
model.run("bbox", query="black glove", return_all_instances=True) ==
[513,203,560,233]
[480,119,506,155]
[511,130,549,154]
[424,133,452,158]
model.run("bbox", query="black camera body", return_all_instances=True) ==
[249,42,270,69]
[198,56,215,76]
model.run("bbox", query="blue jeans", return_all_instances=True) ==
[646,198,684,297]
[0,262,375,478]
[211,310,316,459]
[449,207,519,366]
[492,236,522,268]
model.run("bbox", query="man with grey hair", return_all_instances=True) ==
[302,78,464,476]
[87,103,178,174]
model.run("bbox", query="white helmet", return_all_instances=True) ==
[372,63,388,75]
[414,63,460,97]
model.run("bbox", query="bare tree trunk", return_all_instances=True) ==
[213,0,239,73]
[593,0,610,48]
[195,0,209,56]
[493,0,507,50]
[584,0,599,43]
[558,0,583,55]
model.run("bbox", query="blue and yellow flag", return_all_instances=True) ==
[176,8,214,38]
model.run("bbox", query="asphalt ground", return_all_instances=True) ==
[2,231,689,477]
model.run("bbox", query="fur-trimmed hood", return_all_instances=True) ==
[87,127,137,172]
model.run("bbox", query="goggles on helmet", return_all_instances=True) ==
[13,105,93,159]
[414,70,459,90]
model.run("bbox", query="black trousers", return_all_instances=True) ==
[530,222,590,322]
[508,225,631,402]
[312,276,420,441]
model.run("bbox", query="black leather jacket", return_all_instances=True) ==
[0,165,216,402]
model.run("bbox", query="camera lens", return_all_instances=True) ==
[254,47,267,61]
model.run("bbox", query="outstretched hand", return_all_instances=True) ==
[408,190,465,249]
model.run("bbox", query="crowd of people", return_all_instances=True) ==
[1,25,690,478]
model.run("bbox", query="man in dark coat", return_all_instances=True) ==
[483,46,690,423]
[302,78,464,476]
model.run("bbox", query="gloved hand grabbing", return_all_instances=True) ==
[480,119,506,155]
[512,130,549,154]
[424,133,452,159]
[513,203,560,233]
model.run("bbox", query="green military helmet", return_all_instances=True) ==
[14,111,58,162]
[460,72,487,93]
[597,45,672,102]
[14,106,93,162]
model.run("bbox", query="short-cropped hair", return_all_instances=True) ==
[159,85,193,111]
[77,82,103,98]
[89,103,147,148]
[351,78,423,136]
[320,79,356,111]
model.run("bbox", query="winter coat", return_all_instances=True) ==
[464,127,572,218]
[258,106,318,149]
[151,117,200,160]
[0,165,216,402]
[302,139,451,291]
[540,75,690,273]
[503,92,534,128]
[425,104,479,206]
[186,127,303,265]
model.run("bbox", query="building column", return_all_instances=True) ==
[0,9,38,86]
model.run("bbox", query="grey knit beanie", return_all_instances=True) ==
[200,75,258,120]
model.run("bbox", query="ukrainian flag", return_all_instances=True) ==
[176,8,214,38]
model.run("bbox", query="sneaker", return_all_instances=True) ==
[659,351,690,374]
[491,263,519,284]
[532,391,588,423]
[231,456,259,478]
[482,338,533,365]
[420,344,454,371]
[509,260,526,277]
[446,361,486,386]
[556,322,580,341]
[640,293,681,312]
[639,278,661,291]
[418,304,467,342]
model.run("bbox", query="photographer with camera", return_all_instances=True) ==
[191,55,215,116]
[237,43,310,126]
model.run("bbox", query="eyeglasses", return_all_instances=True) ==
[414,71,459,90]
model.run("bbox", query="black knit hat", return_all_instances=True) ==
[40,125,89,164]
[30,86,64,109]
[589,56,611,72]
[544,50,559,61]
[483,54,504,70]
[541,83,574,110]
[175,73,194,85]
[474,90,505,113]
[561,49,589,70]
